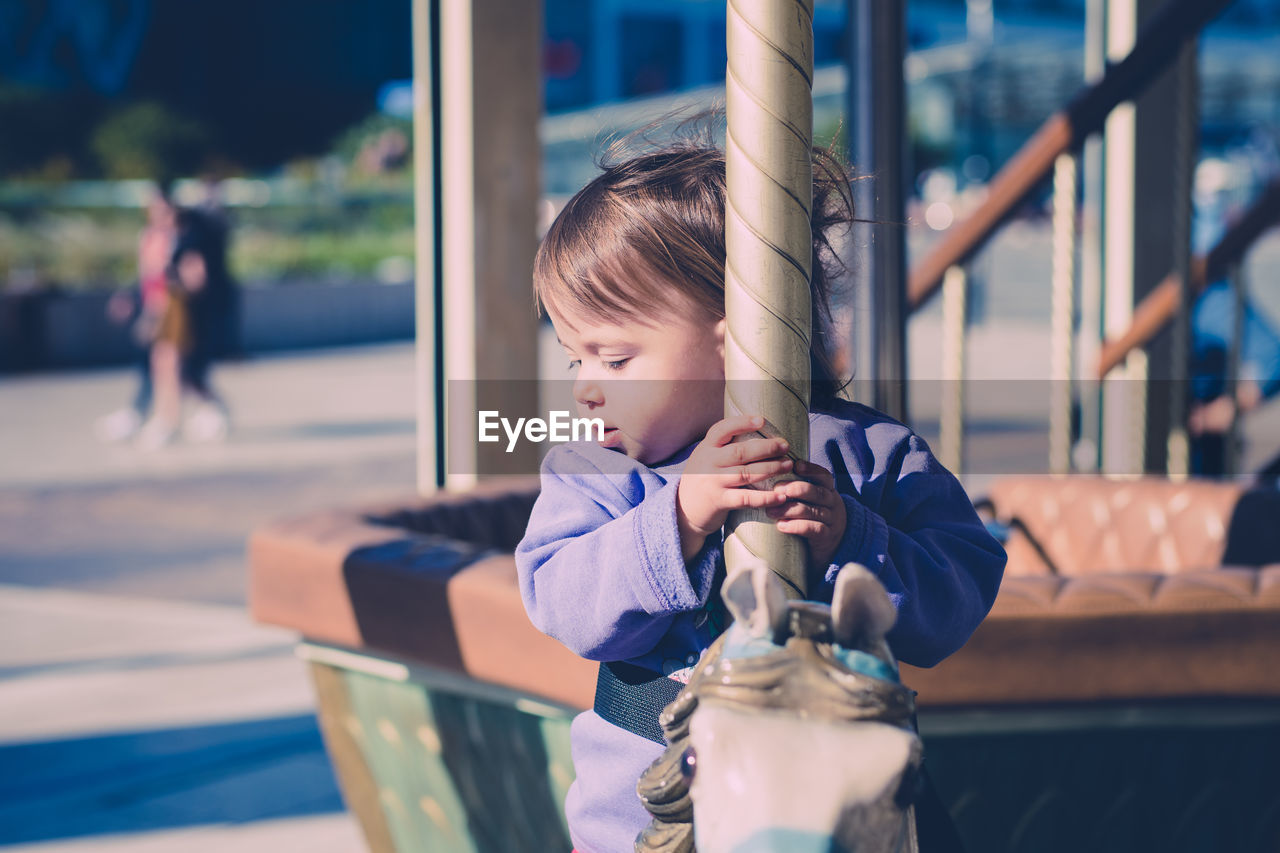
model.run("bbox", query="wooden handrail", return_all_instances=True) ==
[1096,179,1280,379]
[907,0,1233,311]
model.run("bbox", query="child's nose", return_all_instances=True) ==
[573,374,604,409]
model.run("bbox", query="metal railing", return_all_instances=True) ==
[901,0,1280,477]
[1095,179,1280,378]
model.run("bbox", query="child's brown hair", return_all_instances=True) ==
[534,119,855,409]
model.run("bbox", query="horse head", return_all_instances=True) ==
[636,562,922,853]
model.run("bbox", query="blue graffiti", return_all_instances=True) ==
[0,0,150,94]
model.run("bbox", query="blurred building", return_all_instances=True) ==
[1,0,1277,174]
[0,0,412,170]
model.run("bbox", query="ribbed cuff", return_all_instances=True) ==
[630,478,709,613]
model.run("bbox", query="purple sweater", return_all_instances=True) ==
[515,400,1005,853]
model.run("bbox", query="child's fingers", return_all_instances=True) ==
[774,479,838,508]
[705,415,767,447]
[712,437,789,469]
[776,518,826,538]
[719,486,789,511]
[717,456,793,488]
[765,501,834,523]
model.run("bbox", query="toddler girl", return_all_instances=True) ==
[515,137,1005,853]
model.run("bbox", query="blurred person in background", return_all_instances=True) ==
[95,182,180,444]
[1187,153,1280,479]
[1188,284,1280,477]
[94,180,236,447]
[136,240,194,449]
[171,181,237,442]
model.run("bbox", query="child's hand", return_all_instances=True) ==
[765,459,848,569]
[676,415,792,561]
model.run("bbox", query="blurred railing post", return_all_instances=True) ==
[1075,0,1106,473]
[1166,39,1199,480]
[1049,153,1078,476]
[1101,0,1184,475]
[940,266,968,475]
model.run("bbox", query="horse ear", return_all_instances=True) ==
[722,560,788,638]
[754,563,789,638]
[831,562,896,646]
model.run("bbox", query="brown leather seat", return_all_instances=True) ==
[898,476,1280,706]
[250,475,1280,712]
[985,476,1244,576]
[250,478,598,710]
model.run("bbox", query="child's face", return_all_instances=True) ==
[549,301,726,466]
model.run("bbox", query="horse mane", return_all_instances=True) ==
[635,601,916,853]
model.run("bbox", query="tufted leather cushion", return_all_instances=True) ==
[987,477,1246,576]
[251,477,1280,710]
[901,564,1280,705]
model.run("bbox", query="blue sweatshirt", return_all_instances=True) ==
[515,399,1005,853]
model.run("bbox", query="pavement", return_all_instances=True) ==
[1,222,1277,851]
[0,343,419,852]
[0,586,363,852]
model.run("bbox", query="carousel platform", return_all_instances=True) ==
[250,474,1280,852]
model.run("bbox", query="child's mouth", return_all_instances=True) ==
[599,427,622,448]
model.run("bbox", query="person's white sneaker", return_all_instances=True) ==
[135,417,178,450]
[184,404,229,443]
[94,408,142,443]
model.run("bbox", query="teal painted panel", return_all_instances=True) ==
[540,715,577,842]
[333,661,575,852]
[343,670,476,853]
[425,690,573,851]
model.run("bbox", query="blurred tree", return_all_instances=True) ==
[90,101,214,181]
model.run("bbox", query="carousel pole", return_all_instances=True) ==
[724,0,815,600]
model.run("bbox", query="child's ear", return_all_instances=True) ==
[713,317,726,361]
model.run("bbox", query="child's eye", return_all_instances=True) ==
[603,358,629,371]
[566,359,580,372]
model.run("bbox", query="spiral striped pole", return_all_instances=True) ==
[723,0,814,600]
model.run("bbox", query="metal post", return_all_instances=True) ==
[440,0,542,487]
[1166,39,1199,480]
[940,265,968,475]
[724,0,815,599]
[1050,154,1078,476]
[1102,0,1182,475]
[846,0,909,424]
[1076,0,1106,473]
[1102,0,1140,476]
[412,0,443,494]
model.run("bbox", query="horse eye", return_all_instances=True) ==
[680,746,697,781]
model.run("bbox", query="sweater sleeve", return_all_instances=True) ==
[820,428,1006,668]
[515,446,721,662]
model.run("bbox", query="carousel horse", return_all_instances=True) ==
[636,562,923,853]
